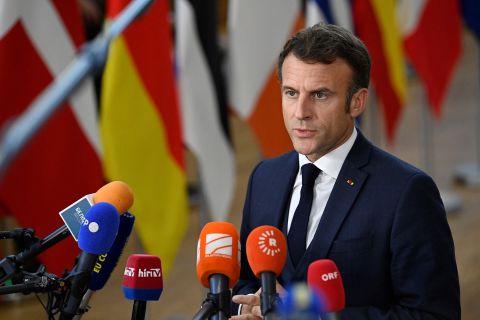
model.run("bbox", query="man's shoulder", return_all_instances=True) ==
[353,131,428,179]
[255,150,297,170]
[263,150,297,164]
[249,150,297,180]
[368,143,427,179]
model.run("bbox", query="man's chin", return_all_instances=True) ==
[293,146,313,157]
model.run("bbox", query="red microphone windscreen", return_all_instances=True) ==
[93,181,134,214]
[196,221,240,288]
[122,254,163,301]
[307,259,345,312]
[246,225,287,277]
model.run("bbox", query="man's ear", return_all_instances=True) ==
[349,88,368,118]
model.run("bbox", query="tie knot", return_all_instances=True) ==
[301,163,320,187]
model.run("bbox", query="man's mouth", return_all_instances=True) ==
[293,128,316,138]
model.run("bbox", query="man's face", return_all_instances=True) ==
[281,54,366,162]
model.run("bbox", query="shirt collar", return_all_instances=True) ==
[298,127,357,179]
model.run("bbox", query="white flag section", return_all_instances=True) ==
[228,0,300,119]
[0,0,101,155]
[305,0,353,30]
[176,0,235,221]
[396,0,428,36]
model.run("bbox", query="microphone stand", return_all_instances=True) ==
[0,228,35,240]
[0,0,154,178]
[192,275,231,320]
[192,298,217,320]
[131,300,147,320]
[260,272,281,320]
[0,270,61,295]
[0,225,71,284]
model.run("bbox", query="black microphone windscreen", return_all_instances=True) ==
[89,212,135,291]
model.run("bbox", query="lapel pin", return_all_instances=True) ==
[346,179,354,186]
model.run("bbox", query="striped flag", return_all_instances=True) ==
[175,0,235,221]
[397,0,461,117]
[352,0,407,142]
[305,0,353,30]
[100,0,188,274]
[461,0,480,40]
[228,0,303,158]
[0,0,104,274]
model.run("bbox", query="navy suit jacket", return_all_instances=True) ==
[233,131,460,319]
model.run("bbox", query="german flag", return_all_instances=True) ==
[100,0,188,274]
[399,0,461,117]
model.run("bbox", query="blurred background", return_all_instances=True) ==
[0,0,479,318]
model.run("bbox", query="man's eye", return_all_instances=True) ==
[314,91,327,99]
[285,90,296,97]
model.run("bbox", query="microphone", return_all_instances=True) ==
[278,283,324,320]
[122,254,163,320]
[60,202,120,320]
[92,180,134,214]
[73,212,135,319]
[0,181,134,284]
[246,225,287,319]
[59,180,134,241]
[307,259,345,320]
[89,212,135,289]
[194,221,240,320]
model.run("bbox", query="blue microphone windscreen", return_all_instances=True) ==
[89,212,135,291]
[78,202,120,255]
[122,287,163,301]
[278,283,324,318]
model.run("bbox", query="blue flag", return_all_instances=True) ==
[461,0,480,40]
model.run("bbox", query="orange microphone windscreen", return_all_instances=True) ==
[196,221,240,288]
[246,225,287,278]
[93,181,134,214]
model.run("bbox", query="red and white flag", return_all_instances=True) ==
[397,0,462,116]
[0,0,104,274]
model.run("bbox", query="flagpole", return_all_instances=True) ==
[420,96,433,174]
[454,40,480,186]
[421,93,462,214]
[0,0,154,178]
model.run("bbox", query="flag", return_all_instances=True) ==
[305,0,353,30]
[100,0,188,274]
[352,0,407,142]
[175,0,235,221]
[397,0,461,117]
[228,0,303,158]
[0,0,104,274]
[461,0,480,40]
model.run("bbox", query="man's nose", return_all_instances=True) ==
[294,95,312,119]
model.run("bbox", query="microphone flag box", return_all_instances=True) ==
[59,194,94,241]
[123,254,163,301]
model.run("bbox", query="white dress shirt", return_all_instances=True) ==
[287,127,358,247]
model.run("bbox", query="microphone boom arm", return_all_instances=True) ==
[0,271,60,295]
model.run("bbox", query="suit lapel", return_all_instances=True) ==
[262,151,298,230]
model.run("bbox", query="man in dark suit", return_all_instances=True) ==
[231,24,460,319]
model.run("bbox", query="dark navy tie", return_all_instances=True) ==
[287,163,320,267]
